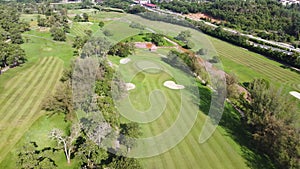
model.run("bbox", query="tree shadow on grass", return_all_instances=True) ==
[220,105,275,169]
[196,83,275,169]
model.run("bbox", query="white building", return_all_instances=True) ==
[279,0,300,5]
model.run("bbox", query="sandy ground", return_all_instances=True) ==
[120,58,131,64]
[163,81,185,90]
[184,13,223,23]
[126,83,136,91]
[289,91,300,100]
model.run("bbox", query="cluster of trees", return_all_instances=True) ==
[164,50,208,83]
[0,4,28,71]
[108,42,135,57]
[137,12,194,28]
[101,0,132,11]
[38,36,143,167]
[160,0,300,42]
[37,8,70,41]
[74,13,89,22]
[127,5,146,14]
[142,33,167,46]
[175,30,194,49]
[235,79,300,169]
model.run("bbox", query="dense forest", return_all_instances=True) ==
[0,4,29,72]
[159,0,300,42]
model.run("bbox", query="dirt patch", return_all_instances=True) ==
[184,13,223,24]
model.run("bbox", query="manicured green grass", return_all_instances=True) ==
[0,113,80,169]
[122,33,175,47]
[68,9,126,23]
[115,48,250,169]
[208,37,300,92]
[70,22,92,36]
[0,57,64,163]
[0,27,74,165]
[122,14,300,93]
[95,20,148,43]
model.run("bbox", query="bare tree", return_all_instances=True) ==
[49,123,81,164]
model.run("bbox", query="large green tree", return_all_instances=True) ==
[76,139,108,168]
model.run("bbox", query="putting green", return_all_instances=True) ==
[135,60,164,74]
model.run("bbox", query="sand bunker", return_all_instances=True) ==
[163,81,185,90]
[120,58,131,64]
[126,83,136,91]
[289,91,300,100]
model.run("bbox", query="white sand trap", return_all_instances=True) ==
[164,81,185,90]
[289,91,300,100]
[126,83,136,91]
[120,58,131,64]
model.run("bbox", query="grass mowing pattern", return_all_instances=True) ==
[0,57,63,162]
[117,49,249,169]
[209,37,300,91]
[70,22,93,36]
[124,14,300,93]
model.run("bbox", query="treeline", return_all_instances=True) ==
[136,12,300,68]
[101,0,133,11]
[189,20,300,68]
[233,79,300,169]
[0,4,29,71]
[35,37,143,168]
[159,0,300,42]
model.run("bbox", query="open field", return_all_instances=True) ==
[112,48,251,169]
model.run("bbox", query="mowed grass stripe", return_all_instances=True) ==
[0,57,57,146]
[169,102,203,169]
[15,58,62,122]
[0,57,63,162]
[212,39,300,89]
[216,50,296,82]
[0,57,55,123]
[141,78,179,168]
[5,58,57,122]
[213,42,300,80]
[0,59,63,160]
[10,59,62,141]
[0,57,58,135]
[217,51,297,87]
[1,57,49,97]
[0,57,50,108]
